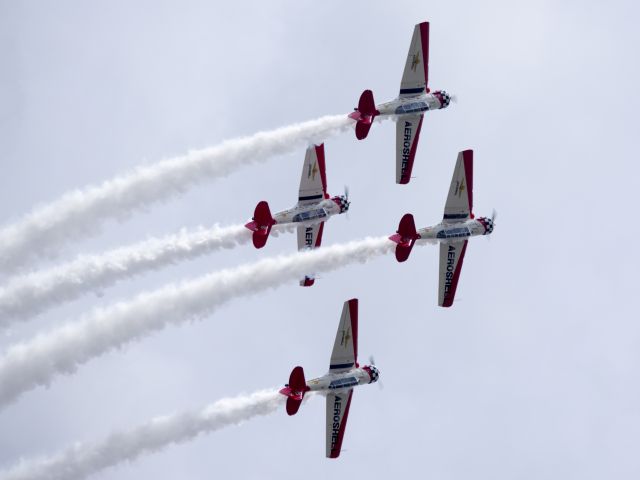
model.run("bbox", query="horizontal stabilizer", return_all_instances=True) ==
[245,201,275,249]
[280,366,310,416]
[300,276,315,287]
[349,90,379,140]
[286,397,303,416]
[357,89,377,117]
[389,213,420,262]
[355,121,373,141]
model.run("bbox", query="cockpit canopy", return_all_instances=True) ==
[292,208,328,223]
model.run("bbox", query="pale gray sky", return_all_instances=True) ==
[1,0,639,478]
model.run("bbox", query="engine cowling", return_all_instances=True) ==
[331,195,350,214]
[432,90,451,109]
[477,216,494,234]
[362,365,380,384]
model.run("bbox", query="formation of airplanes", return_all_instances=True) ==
[245,21,495,457]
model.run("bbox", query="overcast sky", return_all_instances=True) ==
[1,0,639,478]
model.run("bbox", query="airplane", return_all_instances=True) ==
[388,150,495,307]
[279,298,380,458]
[348,21,452,184]
[244,143,350,286]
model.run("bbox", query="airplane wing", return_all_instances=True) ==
[396,114,424,184]
[297,222,325,286]
[438,240,468,307]
[329,298,358,372]
[399,22,429,97]
[443,150,473,223]
[297,143,328,207]
[326,389,354,458]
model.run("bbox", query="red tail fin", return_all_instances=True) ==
[388,214,420,263]
[244,201,275,249]
[279,366,310,416]
[349,90,379,140]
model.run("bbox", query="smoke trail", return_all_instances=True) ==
[0,224,292,325]
[0,389,285,480]
[0,114,353,272]
[0,236,394,408]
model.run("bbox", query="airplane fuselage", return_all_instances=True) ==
[418,217,493,242]
[305,365,379,394]
[272,197,347,227]
[376,90,451,117]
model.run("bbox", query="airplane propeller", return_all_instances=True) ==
[492,208,497,223]
[343,185,351,219]
[368,355,384,390]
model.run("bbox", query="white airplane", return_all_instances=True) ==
[279,298,380,458]
[244,143,350,286]
[348,21,452,184]
[389,150,495,307]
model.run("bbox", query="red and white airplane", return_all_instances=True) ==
[244,143,350,286]
[348,21,452,184]
[279,298,380,458]
[389,150,495,307]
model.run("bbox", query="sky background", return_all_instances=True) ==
[1,0,639,478]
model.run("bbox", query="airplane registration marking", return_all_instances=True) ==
[305,227,314,248]
[410,51,420,72]
[331,395,342,450]
[402,121,413,175]
[444,245,456,294]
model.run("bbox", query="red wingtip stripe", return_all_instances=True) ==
[461,150,473,215]
[442,240,468,307]
[347,299,358,364]
[315,221,325,248]
[329,390,354,458]
[419,22,430,88]
[315,144,328,196]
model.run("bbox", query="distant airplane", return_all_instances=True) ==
[244,143,350,286]
[349,21,452,184]
[279,298,380,458]
[389,150,495,307]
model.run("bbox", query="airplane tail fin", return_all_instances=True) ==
[388,213,420,262]
[244,201,275,249]
[279,366,310,416]
[348,90,379,140]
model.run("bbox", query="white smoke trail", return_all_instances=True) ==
[0,389,285,480]
[0,114,353,272]
[0,223,291,325]
[0,236,394,408]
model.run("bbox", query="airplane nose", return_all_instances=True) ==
[364,365,380,383]
[441,91,451,107]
